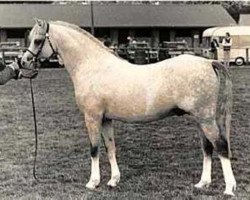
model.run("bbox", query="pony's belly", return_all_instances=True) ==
[105,113,161,123]
[105,107,187,123]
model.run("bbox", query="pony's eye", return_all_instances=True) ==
[34,39,42,45]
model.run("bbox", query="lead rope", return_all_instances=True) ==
[30,78,58,184]
[29,78,39,182]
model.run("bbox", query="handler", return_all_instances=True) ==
[0,61,21,85]
[222,32,232,68]
[0,58,38,84]
[210,39,219,60]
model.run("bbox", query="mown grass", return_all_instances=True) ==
[0,67,249,200]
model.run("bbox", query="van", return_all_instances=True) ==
[202,26,250,66]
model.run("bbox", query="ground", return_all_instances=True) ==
[0,67,249,200]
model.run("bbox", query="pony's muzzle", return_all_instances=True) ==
[21,60,34,70]
[21,51,37,69]
[21,69,38,79]
[19,58,39,79]
[21,57,37,70]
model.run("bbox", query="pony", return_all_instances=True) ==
[21,19,236,195]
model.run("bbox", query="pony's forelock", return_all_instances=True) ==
[29,21,49,41]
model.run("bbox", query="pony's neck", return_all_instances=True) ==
[50,24,112,80]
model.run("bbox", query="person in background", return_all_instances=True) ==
[127,36,133,44]
[127,36,136,44]
[210,38,219,60]
[222,32,232,68]
[103,35,112,48]
[112,43,118,54]
[0,61,21,85]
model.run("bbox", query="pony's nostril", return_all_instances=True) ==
[21,61,26,66]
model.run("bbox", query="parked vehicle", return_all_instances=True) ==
[126,42,159,63]
[116,44,128,59]
[161,41,194,58]
[202,26,250,66]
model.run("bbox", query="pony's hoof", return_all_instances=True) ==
[224,191,235,196]
[224,183,236,196]
[194,181,211,189]
[107,176,120,188]
[86,179,100,190]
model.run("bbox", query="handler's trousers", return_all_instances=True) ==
[223,50,230,68]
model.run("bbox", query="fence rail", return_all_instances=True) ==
[0,47,25,64]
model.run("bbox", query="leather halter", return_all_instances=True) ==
[26,22,57,63]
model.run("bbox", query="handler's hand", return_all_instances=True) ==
[7,60,22,79]
[8,61,19,71]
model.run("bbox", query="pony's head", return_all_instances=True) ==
[21,19,57,70]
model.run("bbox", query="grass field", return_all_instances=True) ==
[0,67,249,200]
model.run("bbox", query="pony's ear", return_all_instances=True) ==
[34,18,44,27]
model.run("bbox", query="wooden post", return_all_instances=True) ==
[169,30,176,42]
[2,50,5,64]
[24,29,30,47]
[246,48,249,65]
[90,2,95,36]
[151,29,159,48]
[110,29,118,45]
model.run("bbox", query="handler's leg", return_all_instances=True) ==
[195,135,213,189]
[85,113,102,189]
[102,119,120,187]
[200,119,236,196]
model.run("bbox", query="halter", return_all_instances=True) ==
[26,22,57,65]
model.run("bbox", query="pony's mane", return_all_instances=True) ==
[51,21,114,54]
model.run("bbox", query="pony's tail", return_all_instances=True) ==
[212,61,233,158]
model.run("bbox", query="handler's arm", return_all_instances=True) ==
[0,64,18,85]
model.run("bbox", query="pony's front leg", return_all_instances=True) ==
[102,119,120,187]
[195,135,213,189]
[84,113,102,190]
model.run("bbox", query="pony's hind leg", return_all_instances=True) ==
[84,113,102,190]
[101,119,120,187]
[219,155,236,196]
[195,135,213,189]
[199,119,236,196]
